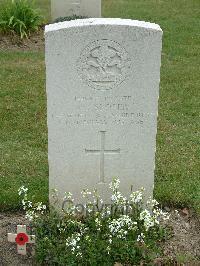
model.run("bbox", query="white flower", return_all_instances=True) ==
[140,209,155,231]
[36,202,43,211]
[137,233,145,243]
[95,217,102,231]
[76,251,82,257]
[93,199,97,204]
[106,246,111,254]
[18,186,28,196]
[66,232,82,253]
[81,189,92,198]
[111,191,126,205]
[51,188,58,196]
[109,215,136,239]
[152,207,170,223]
[25,214,33,221]
[147,197,159,208]
[106,209,111,215]
[27,201,32,208]
[64,192,74,203]
[130,189,144,204]
[87,208,92,213]
[109,178,120,191]
[151,199,159,206]
[25,210,38,221]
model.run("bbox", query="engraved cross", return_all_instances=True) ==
[85,131,120,183]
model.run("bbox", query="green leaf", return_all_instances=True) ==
[8,16,15,26]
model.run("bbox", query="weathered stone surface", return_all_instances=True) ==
[51,0,101,21]
[45,18,163,207]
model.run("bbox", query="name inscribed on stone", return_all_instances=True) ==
[57,95,146,126]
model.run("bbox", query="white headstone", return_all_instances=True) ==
[51,0,101,21]
[45,18,163,208]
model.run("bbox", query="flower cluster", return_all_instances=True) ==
[18,186,28,196]
[95,217,102,231]
[81,189,92,198]
[153,207,170,222]
[110,178,127,206]
[140,209,155,231]
[18,186,46,221]
[66,232,82,257]
[109,177,120,192]
[147,197,159,208]
[18,178,171,265]
[130,188,144,204]
[62,191,77,215]
[139,207,170,231]
[109,215,137,239]
[111,190,127,206]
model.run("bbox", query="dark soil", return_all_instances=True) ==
[0,29,45,52]
[161,208,200,264]
[0,209,200,265]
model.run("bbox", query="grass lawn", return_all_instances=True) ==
[0,0,200,214]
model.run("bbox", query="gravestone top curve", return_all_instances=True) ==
[45,18,162,33]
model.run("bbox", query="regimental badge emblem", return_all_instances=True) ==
[78,39,131,90]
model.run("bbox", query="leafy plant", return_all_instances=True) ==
[0,0,43,39]
[18,178,171,265]
[53,15,87,23]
